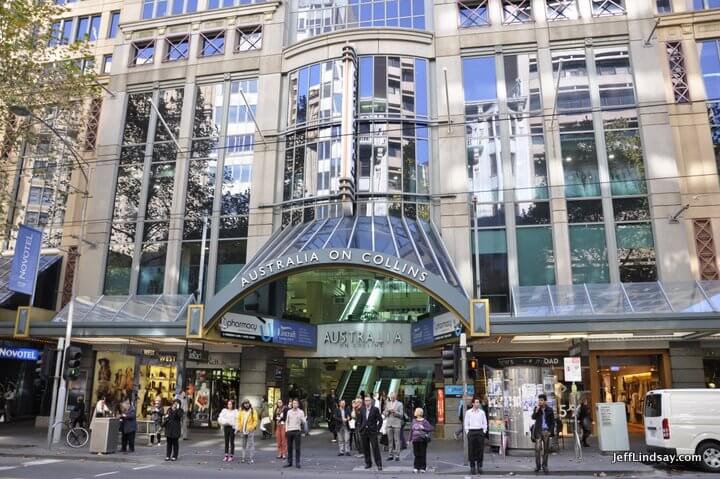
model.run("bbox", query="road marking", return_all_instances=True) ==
[132,465,156,470]
[0,466,17,471]
[22,459,64,466]
[94,472,118,477]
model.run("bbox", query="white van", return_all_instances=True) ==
[644,389,720,472]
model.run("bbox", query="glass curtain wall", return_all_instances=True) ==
[284,60,344,225]
[699,40,720,179]
[553,45,656,284]
[357,56,429,218]
[186,78,258,294]
[464,52,554,312]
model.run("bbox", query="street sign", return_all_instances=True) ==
[564,357,582,382]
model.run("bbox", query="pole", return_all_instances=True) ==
[46,338,64,449]
[197,216,208,303]
[460,332,468,465]
[472,197,481,298]
[52,170,93,443]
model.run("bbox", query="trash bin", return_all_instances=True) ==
[89,417,120,454]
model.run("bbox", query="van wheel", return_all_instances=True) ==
[698,442,720,472]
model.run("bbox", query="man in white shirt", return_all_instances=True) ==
[463,398,487,474]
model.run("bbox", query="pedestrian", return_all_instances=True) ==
[454,399,466,439]
[260,395,272,440]
[326,389,338,442]
[283,399,307,469]
[350,399,363,457]
[358,395,383,471]
[150,397,164,446]
[464,398,487,475]
[410,407,433,473]
[531,393,555,473]
[71,396,88,429]
[334,399,351,456]
[119,400,137,453]
[164,399,183,461]
[274,399,288,460]
[236,399,258,463]
[218,400,238,462]
[383,391,403,461]
[577,397,591,447]
[179,390,189,440]
[3,386,15,423]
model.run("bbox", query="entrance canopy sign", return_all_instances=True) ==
[220,313,316,349]
[0,346,39,361]
[204,215,471,331]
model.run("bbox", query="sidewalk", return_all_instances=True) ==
[0,421,667,475]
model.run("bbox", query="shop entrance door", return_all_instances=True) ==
[593,352,670,433]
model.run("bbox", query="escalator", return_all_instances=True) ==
[340,366,366,403]
[374,379,393,396]
[338,281,370,322]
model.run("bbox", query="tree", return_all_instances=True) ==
[0,0,99,241]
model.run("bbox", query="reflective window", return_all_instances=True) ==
[570,224,609,284]
[142,0,197,19]
[592,0,625,16]
[503,0,532,24]
[694,0,720,10]
[616,223,656,282]
[208,0,265,8]
[458,0,489,28]
[108,11,121,39]
[236,25,262,51]
[656,0,672,13]
[131,41,155,66]
[200,30,225,57]
[699,40,720,176]
[471,229,509,312]
[547,0,578,20]
[165,35,190,61]
[517,227,555,286]
[294,0,426,42]
[102,54,113,75]
[75,15,101,42]
[215,239,247,292]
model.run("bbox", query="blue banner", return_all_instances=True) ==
[271,319,317,349]
[444,384,475,397]
[411,318,434,348]
[8,225,42,296]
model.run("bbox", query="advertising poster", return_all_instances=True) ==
[92,352,135,411]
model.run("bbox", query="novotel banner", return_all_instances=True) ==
[220,313,316,349]
[8,225,43,296]
[0,346,40,361]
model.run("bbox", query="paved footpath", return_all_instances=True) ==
[0,422,707,477]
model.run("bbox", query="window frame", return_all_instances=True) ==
[108,10,121,39]
[164,34,190,62]
[235,25,263,52]
[130,40,156,66]
[199,30,226,58]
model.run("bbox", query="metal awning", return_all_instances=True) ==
[52,294,194,323]
[512,281,720,317]
[0,255,62,305]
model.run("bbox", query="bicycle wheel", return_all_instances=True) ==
[66,427,89,448]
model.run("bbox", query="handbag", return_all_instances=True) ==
[379,434,389,446]
[379,418,387,436]
[529,424,536,443]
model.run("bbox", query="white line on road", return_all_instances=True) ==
[0,466,17,471]
[94,472,118,477]
[131,465,157,470]
[22,459,64,467]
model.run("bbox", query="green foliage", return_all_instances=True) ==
[0,0,99,240]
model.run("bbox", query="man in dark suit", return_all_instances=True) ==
[357,396,383,471]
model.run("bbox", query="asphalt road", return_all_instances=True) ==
[0,456,710,479]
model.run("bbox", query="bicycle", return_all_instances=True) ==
[53,418,90,448]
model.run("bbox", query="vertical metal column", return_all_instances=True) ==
[339,45,357,217]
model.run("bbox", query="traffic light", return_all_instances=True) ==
[63,346,82,381]
[442,345,458,380]
[34,351,45,388]
[468,358,479,380]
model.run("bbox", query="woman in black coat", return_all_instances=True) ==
[164,399,184,461]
